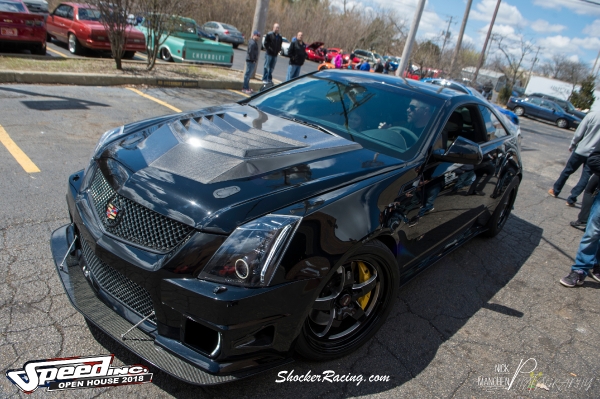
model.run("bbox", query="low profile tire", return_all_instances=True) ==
[122,51,135,59]
[31,43,46,55]
[46,33,52,42]
[160,47,172,62]
[483,175,519,237]
[233,43,239,49]
[513,106,524,116]
[295,240,399,361]
[556,118,568,129]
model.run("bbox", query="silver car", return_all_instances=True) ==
[201,21,244,48]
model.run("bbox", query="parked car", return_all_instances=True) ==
[353,48,376,63]
[51,70,522,385]
[325,47,358,63]
[196,25,215,41]
[0,0,46,55]
[382,55,400,71]
[507,96,581,129]
[201,21,244,48]
[138,16,233,65]
[305,41,325,62]
[46,3,145,57]
[22,0,47,15]
[529,92,587,120]
[421,78,522,144]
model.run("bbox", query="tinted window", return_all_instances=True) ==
[78,8,100,21]
[0,1,26,12]
[479,106,508,140]
[54,4,69,17]
[248,74,443,160]
[222,23,237,30]
[66,6,73,19]
[528,97,542,105]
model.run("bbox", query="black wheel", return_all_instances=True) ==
[233,43,239,49]
[68,33,82,55]
[160,47,172,62]
[484,175,519,237]
[556,118,568,129]
[513,106,524,116]
[296,240,398,361]
[122,51,135,59]
[46,33,52,42]
[31,43,46,55]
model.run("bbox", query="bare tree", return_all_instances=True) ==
[495,35,535,87]
[85,0,134,70]
[136,0,185,70]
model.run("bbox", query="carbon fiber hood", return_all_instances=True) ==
[97,104,399,234]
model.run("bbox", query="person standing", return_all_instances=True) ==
[262,23,282,84]
[570,175,600,229]
[374,58,384,73]
[242,30,260,94]
[333,51,343,68]
[286,32,306,81]
[359,59,370,71]
[559,141,600,287]
[549,108,600,206]
[383,58,390,74]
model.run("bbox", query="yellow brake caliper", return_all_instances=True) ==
[356,261,371,310]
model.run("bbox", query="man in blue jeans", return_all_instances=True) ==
[242,31,260,94]
[286,32,306,81]
[549,109,600,206]
[560,139,600,287]
[262,23,282,84]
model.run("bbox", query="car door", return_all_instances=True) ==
[525,97,544,117]
[48,4,69,39]
[395,104,492,276]
[538,100,558,122]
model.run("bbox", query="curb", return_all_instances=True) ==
[0,71,263,90]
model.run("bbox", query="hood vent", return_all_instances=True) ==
[171,113,307,158]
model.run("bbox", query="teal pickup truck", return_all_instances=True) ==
[138,16,233,66]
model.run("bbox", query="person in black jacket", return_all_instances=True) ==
[262,23,282,84]
[560,140,600,287]
[286,32,307,81]
[243,30,260,94]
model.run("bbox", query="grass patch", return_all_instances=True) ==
[0,56,242,81]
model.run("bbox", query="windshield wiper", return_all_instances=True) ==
[279,115,338,137]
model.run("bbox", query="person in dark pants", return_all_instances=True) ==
[242,31,260,94]
[286,32,306,81]
[262,23,282,84]
[560,141,600,287]
[570,174,600,229]
[549,109,600,206]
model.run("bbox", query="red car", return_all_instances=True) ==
[305,41,326,62]
[46,3,145,57]
[325,48,359,64]
[0,0,46,55]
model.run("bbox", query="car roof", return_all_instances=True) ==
[315,70,472,101]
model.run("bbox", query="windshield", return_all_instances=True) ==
[0,1,26,12]
[172,19,196,33]
[248,73,443,160]
[78,8,100,21]
[222,23,237,31]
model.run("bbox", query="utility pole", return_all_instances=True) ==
[592,48,600,77]
[525,46,541,88]
[248,0,270,79]
[473,0,501,83]
[449,0,473,78]
[396,0,427,77]
[440,16,453,56]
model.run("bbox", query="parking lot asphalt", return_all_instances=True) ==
[0,84,599,398]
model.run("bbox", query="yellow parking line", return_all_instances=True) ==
[46,46,68,58]
[0,124,40,173]
[227,89,249,97]
[126,87,182,113]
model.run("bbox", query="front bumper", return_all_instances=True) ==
[52,223,305,384]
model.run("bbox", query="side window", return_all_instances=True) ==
[66,6,74,20]
[479,106,509,140]
[54,5,67,17]
[529,97,542,106]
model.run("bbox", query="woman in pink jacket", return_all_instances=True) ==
[334,52,343,68]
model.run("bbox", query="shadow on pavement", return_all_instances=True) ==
[85,214,542,397]
[0,86,109,110]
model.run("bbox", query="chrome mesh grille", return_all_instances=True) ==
[81,239,155,322]
[89,170,193,252]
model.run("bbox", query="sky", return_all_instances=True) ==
[330,0,600,71]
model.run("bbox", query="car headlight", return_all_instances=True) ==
[92,126,125,157]
[199,214,302,287]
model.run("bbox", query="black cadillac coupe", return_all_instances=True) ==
[51,70,522,385]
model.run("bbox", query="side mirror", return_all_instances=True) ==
[433,136,483,165]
